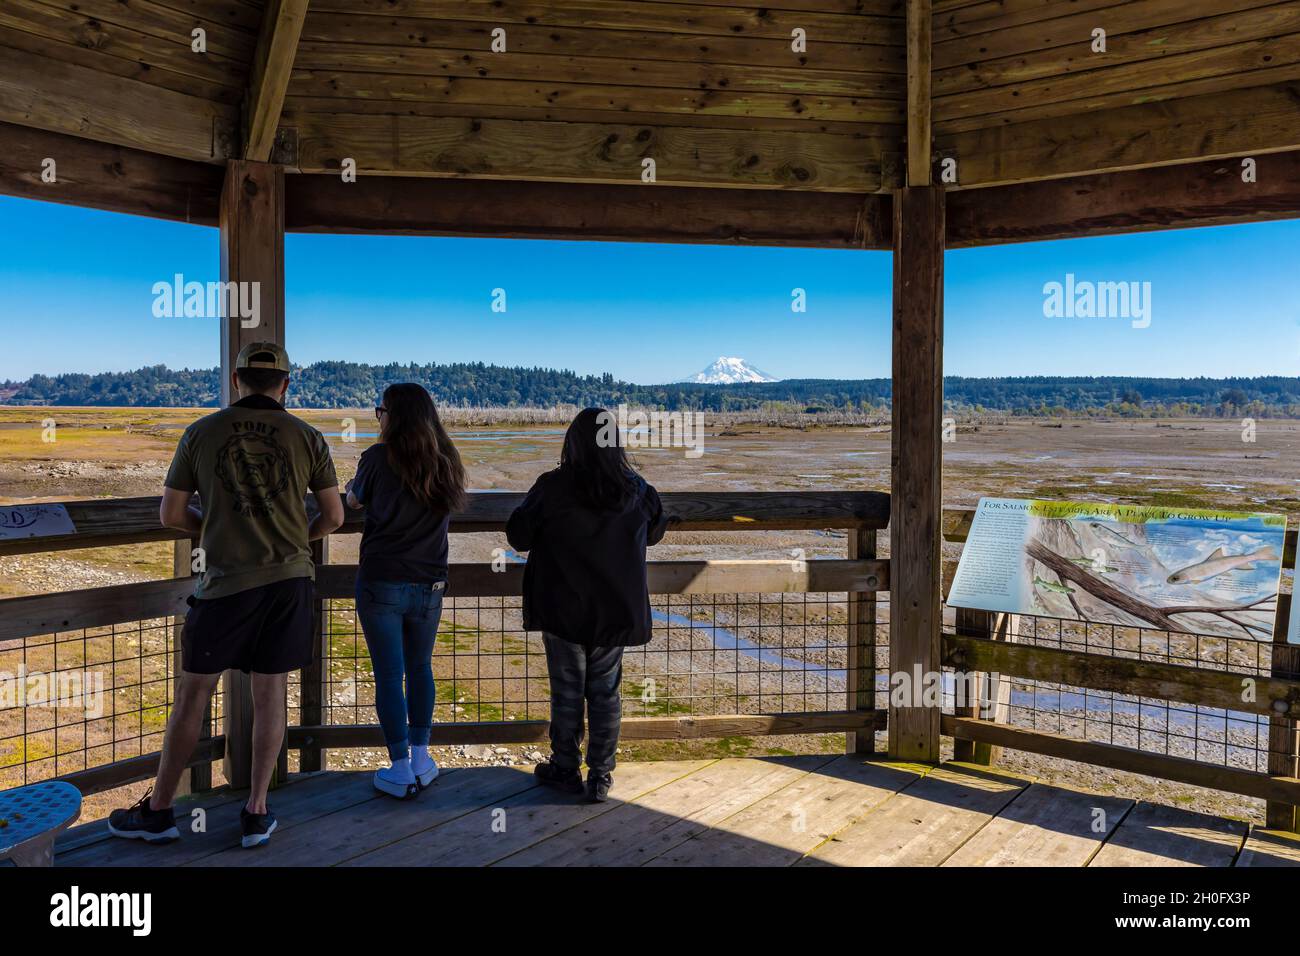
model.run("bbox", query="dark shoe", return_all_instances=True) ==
[107,789,180,844]
[240,806,277,848]
[534,761,584,794]
[586,771,613,804]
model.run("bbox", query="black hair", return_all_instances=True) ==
[236,366,289,394]
[560,407,640,511]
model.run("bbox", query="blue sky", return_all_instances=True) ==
[0,194,1297,383]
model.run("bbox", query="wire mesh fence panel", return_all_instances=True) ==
[0,616,224,790]
[315,591,891,729]
[940,604,1278,774]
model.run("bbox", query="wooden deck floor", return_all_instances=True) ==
[53,756,1300,867]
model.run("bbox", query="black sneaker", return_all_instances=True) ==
[240,806,277,848]
[586,771,613,804]
[534,761,584,794]
[107,789,180,844]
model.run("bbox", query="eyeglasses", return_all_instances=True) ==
[374,406,387,420]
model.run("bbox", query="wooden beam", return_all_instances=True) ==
[289,710,886,750]
[219,160,286,407]
[905,0,932,185]
[0,122,223,224]
[0,45,234,162]
[244,0,310,161]
[943,633,1300,721]
[938,81,1300,187]
[285,174,889,247]
[314,558,889,601]
[942,716,1300,806]
[2,120,1293,249]
[286,112,888,192]
[946,150,1300,245]
[889,184,944,761]
[54,736,226,798]
[0,490,891,558]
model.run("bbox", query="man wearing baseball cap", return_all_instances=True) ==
[108,342,344,849]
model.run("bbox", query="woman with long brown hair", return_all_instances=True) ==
[346,383,466,798]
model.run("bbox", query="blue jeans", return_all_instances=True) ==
[355,579,445,761]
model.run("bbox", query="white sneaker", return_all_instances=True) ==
[374,761,418,799]
[412,751,440,789]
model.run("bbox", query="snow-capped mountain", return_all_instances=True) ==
[679,356,779,384]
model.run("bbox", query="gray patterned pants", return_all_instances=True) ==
[542,633,624,775]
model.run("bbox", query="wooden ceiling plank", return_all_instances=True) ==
[0,5,250,93]
[906,0,931,185]
[244,0,312,161]
[305,0,903,47]
[281,94,896,136]
[936,61,1300,135]
[934,0,1281,70]
[0,43,235,161]
[0,22,241,105]
[937,0,1131,40]
[938,81,1300,186]
[22,0,260,61]
[300,12,906,72]
[936,2,1300,96]
[286,71,902,124]
[287,111,886,191]
[291,42,904,99]
[936,30,1300,123]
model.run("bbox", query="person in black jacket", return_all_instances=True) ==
[506,407,669,802]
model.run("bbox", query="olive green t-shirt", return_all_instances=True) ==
[164,394,338,599]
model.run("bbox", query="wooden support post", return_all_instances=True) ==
[889,185,944,762]
[219,160,285,406]
[298,536,330,773]
[951,609,1013,764]
[1268,588,1299,831]
[219,159,286,789]
[846,528,878,755]
[905,0,932,187]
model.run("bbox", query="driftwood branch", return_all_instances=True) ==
[1026,538,1274,639]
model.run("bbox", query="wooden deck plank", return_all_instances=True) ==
[1090,802,1248,867]
[495,755,834,867]
[56,771,377,867]
[190,765,537,867]
[1236,828,1300,867]
[342,759,711,866]
[647,756,926,867]
[801,763,1025,866]
[943,781,1134,866]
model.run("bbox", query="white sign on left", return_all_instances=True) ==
[0,504,77,540]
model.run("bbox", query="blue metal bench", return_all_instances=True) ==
[0,781,82,867]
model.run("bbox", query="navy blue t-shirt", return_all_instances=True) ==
[351,443,450,584]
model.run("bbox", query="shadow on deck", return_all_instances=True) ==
[54,757,1300,868]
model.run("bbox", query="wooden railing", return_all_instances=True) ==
[940,506,1300,829]
[0,490,890,796]
[2,491,1297,833]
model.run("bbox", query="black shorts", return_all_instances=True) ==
[182,577,315,675]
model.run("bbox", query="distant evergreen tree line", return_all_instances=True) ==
[3,363,1299,417]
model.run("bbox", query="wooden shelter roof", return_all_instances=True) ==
[2,1,1298,241]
